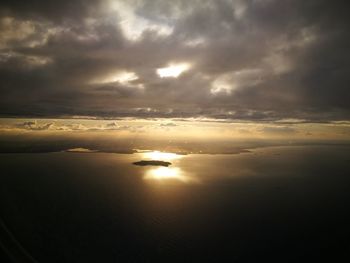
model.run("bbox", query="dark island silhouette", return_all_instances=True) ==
[133,160,172,167]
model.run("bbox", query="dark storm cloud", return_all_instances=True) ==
[0,0,349,121]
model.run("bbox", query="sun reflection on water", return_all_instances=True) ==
[144,167,194,183]
[145,167,180,180]
[141,151,183,161]
[138,151,196,183]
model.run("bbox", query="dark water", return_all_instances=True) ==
[1,146,350,262]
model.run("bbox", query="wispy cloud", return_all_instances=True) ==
[3,120,132,132]
[15,120,54,130]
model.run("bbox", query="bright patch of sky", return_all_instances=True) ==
[109,0,174,40]
[157,63,190,78]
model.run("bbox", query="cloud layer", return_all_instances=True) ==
[0,0,349,122]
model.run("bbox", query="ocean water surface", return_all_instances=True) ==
[1,145,350,262]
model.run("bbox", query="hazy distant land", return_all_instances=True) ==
[1,135,349,155]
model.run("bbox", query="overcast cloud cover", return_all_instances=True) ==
[0,0,349,122]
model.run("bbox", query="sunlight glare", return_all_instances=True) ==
[144,167,192,183]
[157,63,190,78]
[142,151,183,161]
[109,71,138,83]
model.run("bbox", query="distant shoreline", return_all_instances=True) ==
[0,143,349,155]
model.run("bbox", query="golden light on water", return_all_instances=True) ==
[144,167,194,183]
[139,151,196,183]
[142,151,183,161]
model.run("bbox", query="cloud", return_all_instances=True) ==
[260,126,296,135]
[15,120,54,130]
[0,0,349,122]
[56,122,132,131]
[9,120,134,132]
[159,122,177,127]
[105,121,118,128]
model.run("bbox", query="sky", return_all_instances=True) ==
[0,0,350,142]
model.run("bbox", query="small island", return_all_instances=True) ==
[133,160,172,167]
